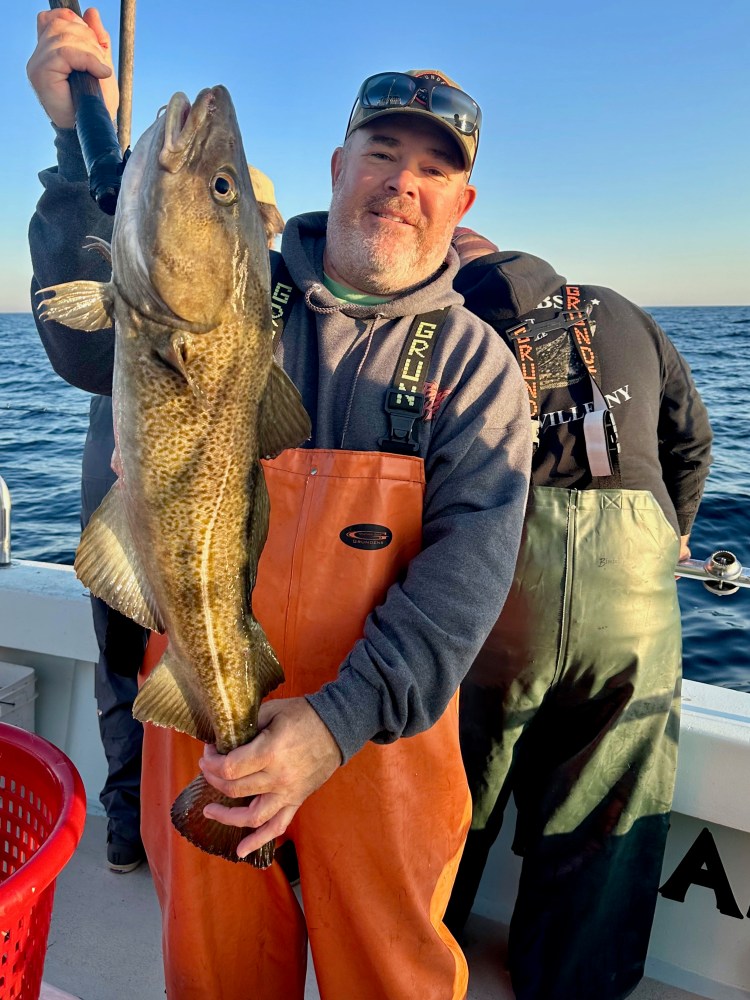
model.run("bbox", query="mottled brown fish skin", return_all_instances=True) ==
[38,86,310,865]
[114,87,278,753]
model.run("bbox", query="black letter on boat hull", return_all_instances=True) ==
[659,827,743,919]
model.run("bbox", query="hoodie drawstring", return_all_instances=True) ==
[340,316,382,449]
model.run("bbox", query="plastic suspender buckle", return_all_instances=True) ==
[379,389,425,454]
[506,305,592,344]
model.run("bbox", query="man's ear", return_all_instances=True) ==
[331,146,345,189]
[456,184,477,223]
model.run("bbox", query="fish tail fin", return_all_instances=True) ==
[171,774,275,869]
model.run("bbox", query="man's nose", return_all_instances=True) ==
[385,169,418,197]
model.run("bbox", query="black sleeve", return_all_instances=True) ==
[656,324,713,535]
[28,127,115,395]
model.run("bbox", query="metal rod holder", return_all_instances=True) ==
[0,476,10,566]
[676,550,749,596]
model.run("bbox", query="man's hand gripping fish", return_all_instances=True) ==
[37,86,311,868]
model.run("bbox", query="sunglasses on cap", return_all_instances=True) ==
[349,72,482,139]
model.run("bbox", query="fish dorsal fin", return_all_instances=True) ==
[75,484,165,633]
[258,362,311,459]
[249,617,285,696]
[36,280,115,331]
[133,651,215,743]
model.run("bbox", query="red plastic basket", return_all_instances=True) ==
[0,723,86,1000]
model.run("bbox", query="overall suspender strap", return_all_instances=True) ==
[267,251,449,457]
[563,286,621,486]
[269,252,299,350]
[379,308,451,455]
[506,287,621,485]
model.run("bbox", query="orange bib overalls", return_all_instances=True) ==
[140,448,471,1000]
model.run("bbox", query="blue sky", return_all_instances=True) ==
[3,0,749,311]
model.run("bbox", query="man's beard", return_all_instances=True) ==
[326,192,457,295]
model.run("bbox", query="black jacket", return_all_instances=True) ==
[455,251,713,537]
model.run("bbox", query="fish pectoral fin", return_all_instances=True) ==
[133,654,215,742]
[36,279,115,331]
[171,774,276,868]
[75,483,164,632]
[250,618,285,695]
[258,362,312,459]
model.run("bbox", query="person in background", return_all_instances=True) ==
[26,11,285,874]
[27,9,532,999]
[445,227,713,1000]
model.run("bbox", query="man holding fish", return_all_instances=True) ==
[28,8,531,999]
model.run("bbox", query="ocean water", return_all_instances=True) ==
[1,307,748,689]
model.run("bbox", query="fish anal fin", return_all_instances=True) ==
[171,774,276,868]
[133,653,214,743]
[75,485,164,632]
[258,362,311,459]
[36,280,115,331]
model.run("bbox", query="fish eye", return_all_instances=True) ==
[210,171,238,205]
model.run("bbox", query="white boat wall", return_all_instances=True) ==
[1,558,749,1000]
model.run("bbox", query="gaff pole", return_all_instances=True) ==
[48,0,136,214]
[116,0,136,153]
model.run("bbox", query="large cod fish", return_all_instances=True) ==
[38,86,311,868]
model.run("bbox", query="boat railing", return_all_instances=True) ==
[0,475,10,566]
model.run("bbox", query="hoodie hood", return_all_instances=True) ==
[281,211,465,320]
[454,250,566,325]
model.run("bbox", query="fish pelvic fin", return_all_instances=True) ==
[75,483,164,632]
[171,774,276,868]
[153,331,209,410]
[36,279,115,331]
[82,235,113,265]
[258,362,312,459]
[133,650,215,742]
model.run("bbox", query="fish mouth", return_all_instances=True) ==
[158,88,220,173]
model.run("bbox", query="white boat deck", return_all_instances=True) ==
[40,814,704,1000]
[1,561,746,1000]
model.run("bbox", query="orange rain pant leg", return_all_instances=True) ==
[140,448,471,999]
[291,698,471,1000]
[141,641,309,1000]
[141,646,470,1000]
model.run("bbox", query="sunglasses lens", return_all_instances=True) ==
[429,85,481,135]
[360,73,417,109]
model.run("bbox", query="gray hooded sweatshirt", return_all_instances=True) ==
[29,129,531,762]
